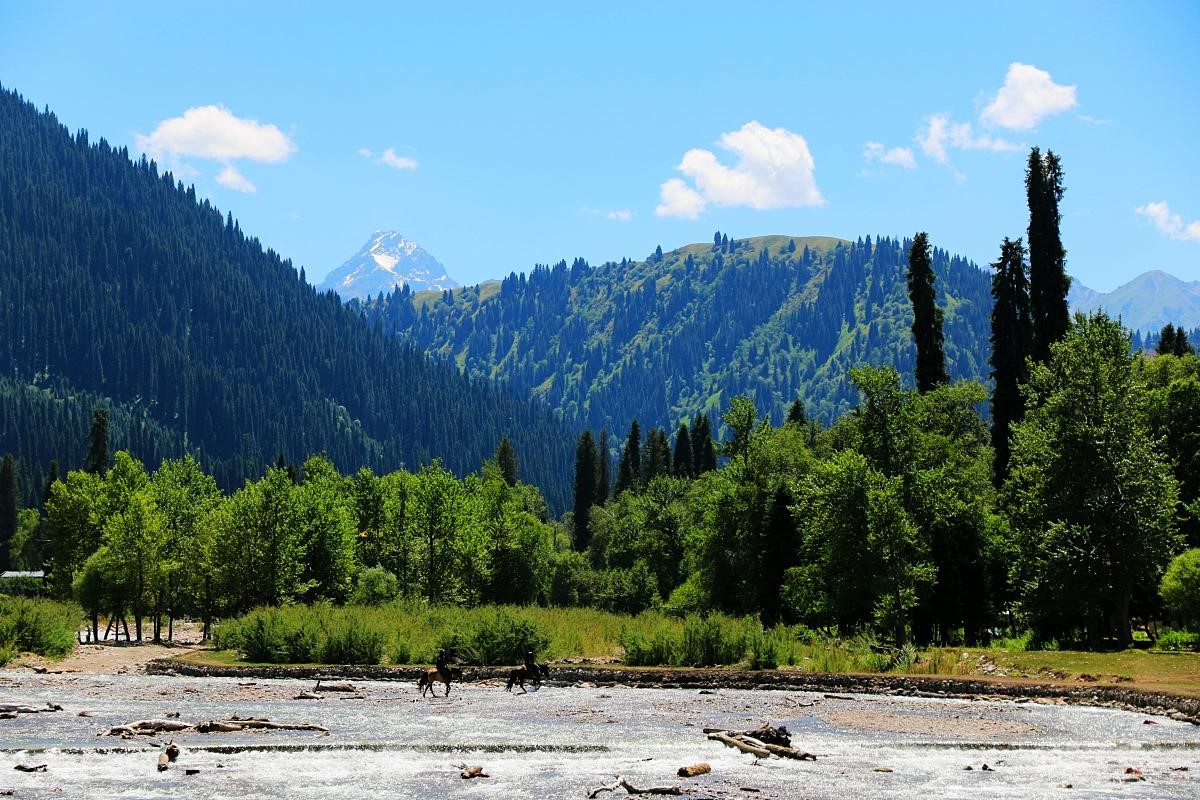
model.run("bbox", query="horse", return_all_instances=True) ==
[417,665,460,697]
[505,662,551,693]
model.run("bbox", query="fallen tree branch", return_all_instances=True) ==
[707,731,770,758]
[587,775,684,797]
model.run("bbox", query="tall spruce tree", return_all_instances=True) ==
[786,398,807,426]
[692,413,717,474]
[672,422,694,478]
[641,427,672,482]
[495,437,519,486]
[1026,148,1070,363]
[595,428,611,505]
[42,460,59,510]
[84,409,109,476]
[572,431,597,551]
[989,237,1033,484]
[615,420,642,495]
[906,232,948,392]
[0,454,16,571]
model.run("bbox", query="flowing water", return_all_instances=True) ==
[0,671,1196,798]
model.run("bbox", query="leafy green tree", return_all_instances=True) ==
[43,470,104,597]
[615,420,641,495]
[100,489,166,641]
[85,409,110,476]
[1007,313,1181,648]
[212,467,304,613]
[495,437,519,486]
[1026,148,1070,363]
[906,232,948,392]
[0,453,16,571]
[573,430,597,551]
[293,455,357,602]
[989,236,1033,484]
[1160,548,1200,630]
[721,396,761,466]
[150,456,220,641]
[413,460,461,604]
[7,508,43,571]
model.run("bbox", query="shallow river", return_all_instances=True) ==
[0,671,1196,798]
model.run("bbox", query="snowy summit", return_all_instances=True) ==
[318,231,458,300]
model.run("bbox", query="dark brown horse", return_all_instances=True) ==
[417,665,460,697]
[505,662,550,693]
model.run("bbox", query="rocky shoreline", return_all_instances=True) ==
[147,659,1200,725]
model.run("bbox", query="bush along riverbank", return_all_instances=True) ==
[0,596,80,665]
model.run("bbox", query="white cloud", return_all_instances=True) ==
[136,105,295,163]
[655,178,706,219]
[1136,201,1200,242]
[215,165,256,193]
[863,141,916,170]
[656,121,824,218]
[379,148,418,170]
[981,62,1078,131]
[918,113,1020,165]
[359,146,418,170]
[606,209,633,222]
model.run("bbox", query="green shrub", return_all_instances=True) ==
[0,597,81,663]
[1156,629,1199,652]
[321,617,386,664]
[440,609,548,665]
[1161,549,1200,630]
[350,567,399,606]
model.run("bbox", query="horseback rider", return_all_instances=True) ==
[524,649,539,681]
[436,648,449,674]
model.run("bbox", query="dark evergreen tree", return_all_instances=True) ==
[84,409,109,475]
[42,459,59,510]
[693,414,717,474]
[1157,323,1193,356]
[1026,148,1070,363]
[760,485,797,625]
[615,420,642,495]
[595,428,611,505]
[495,437,519,486]
[672,422,694,478]
[989,237,1033,484]
[0,453,16,571]
[641,427,671,483]
[906,232,948,392]
[572,431,597,550]
[786,398,807,426]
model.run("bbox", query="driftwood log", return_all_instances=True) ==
[587,776,684,797]
[677,763,710,777]
[13,764,47,773]
[704,724,815,761]
[105,716,328,736]
[456,764,489,779]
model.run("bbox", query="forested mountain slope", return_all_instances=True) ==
[0,86,573,509]
[354,234,994,433]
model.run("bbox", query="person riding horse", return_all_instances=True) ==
[523,650,540,682]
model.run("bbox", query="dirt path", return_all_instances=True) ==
[9,621,204,675]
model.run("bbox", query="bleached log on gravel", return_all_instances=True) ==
[587,775,684,797]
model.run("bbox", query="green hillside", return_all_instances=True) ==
[354,232,994,435]
[0,85,574,510]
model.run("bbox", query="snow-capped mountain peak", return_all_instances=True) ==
[318,231,459,300]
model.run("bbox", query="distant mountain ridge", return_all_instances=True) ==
[319,231,458,300]
[353,234,994,433]
[1069,269,1200,332]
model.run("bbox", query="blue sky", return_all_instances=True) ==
[2,1,1198,291]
